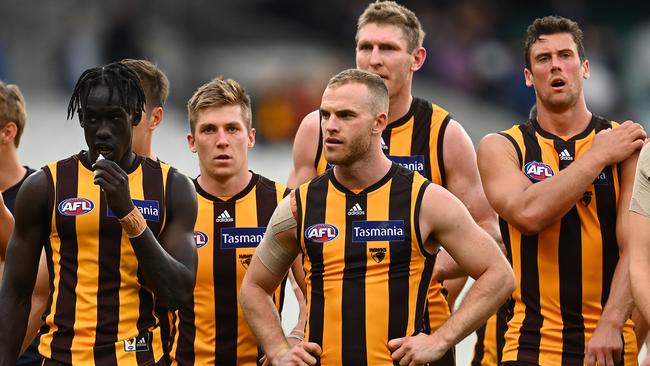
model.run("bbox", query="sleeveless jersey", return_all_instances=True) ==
[171,173,289,366]
[499,117,637,365]
[39,152,171,365]
[296,163,434,365]
[315,97,453,341]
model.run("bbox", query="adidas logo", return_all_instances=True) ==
[347,203,365,216]
[137,337,147,345]
[216,210,234,223]
[559,149,573,161]
[380,137,388,150]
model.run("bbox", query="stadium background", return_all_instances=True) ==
[2,0,648,362]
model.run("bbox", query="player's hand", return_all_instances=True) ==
[259,333,306,366]
[389,332,446,365]
[270,341,322,366]
[584,322,623,366]
[92,158,135,218]
[590,121,646,166]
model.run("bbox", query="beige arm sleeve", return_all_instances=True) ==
[255,193,302,276]
[631,143,650,217]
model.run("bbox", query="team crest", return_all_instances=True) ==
[305,224,339,243]
[524,161,554,182]
[123,333,149,352]
[239,254,253,269]
[194,231,208,249]
[369,248,387,263]
[58,198,94,216]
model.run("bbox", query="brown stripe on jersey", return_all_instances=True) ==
[300,176,328,364]
[136,161,165,364]
[175,303,196,364]
[472,322,487,365]
[500,217,513,265]
[256,177,278,237]
[413,180,435,336]
[496,303,510,364]
[341,193,368,365]
[387,170,412,340]
[593,120,619,306]
[553,140,585,362]
[596,165,618,306]
[214,200,237,365]
[49,158,79,364]
[410,100,433,180]
[141,159,165,236]
[40,167,56,338]
[93,190,122,364]
[517,123,543,362]
[174,180,203,365]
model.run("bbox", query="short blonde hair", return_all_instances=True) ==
[326,69,389,115]
[187,77,252,133]
[356,1,425,52]
[0,81,27,147]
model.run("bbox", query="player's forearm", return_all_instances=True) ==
[0,289,32,365]
[630,254,650,327]
[599,253,633,332]
[432,261,514,351]
[130,231,195,309]
[240,282,290,361]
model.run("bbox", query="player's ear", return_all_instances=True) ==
[78,110,85,127]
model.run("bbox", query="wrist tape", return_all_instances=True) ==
[118,207,147,238]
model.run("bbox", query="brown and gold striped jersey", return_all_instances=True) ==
[314,97,453,344]
[39,153,171,365]
[499,116,637,365]
[171,173,289,366]
[296,163,434,365]
[471,302,511,366]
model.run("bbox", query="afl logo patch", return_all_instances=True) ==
[305,224,339,243]
[193,231,208,249]
[58,198,94,216]
[524,161,555,182]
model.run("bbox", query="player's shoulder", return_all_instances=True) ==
[256,173,288,193]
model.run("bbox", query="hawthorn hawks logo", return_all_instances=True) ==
[369,248,387,263]
[239,254,253,269]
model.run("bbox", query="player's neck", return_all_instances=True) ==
[133,135,156,160]
[0,147,26,192]
[199,169,253,198]
[536,98,592,137]
[333,147,392,191]
[387,90,413,125]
